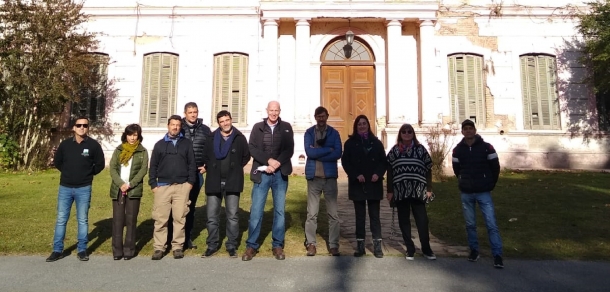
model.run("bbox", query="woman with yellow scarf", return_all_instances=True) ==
[108,124,148,260]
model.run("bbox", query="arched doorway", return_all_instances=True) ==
[320,37,376,144]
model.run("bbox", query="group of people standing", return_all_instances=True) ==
[45,101,504,269]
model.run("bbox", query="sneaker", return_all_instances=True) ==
[405,252,415,261]
[494,255,504,268]
[201,248,218,258]
[77,251,89,261]
[151,250,163,260]
[173,249,184,259]
[468,250,479,262]
[227,248,238,258]
[423,252,437,260]
[46,252,62,262]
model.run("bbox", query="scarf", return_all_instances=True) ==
[358,132,369,140]
[119,141,139,166]
[214,128,237,160]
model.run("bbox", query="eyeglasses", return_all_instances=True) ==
[400,130,413,134]
[75,124,89,128]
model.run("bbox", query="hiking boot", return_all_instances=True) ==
[77,251,89,261]
[423,252,437,260]
[272,247,286,260]
[242,247,257,261]
[46,252,62,262]
[353,239,366,257]
[494,255,504,269]
[227,248,238,258]
[329,247,340,256]
[151,250,163,260]
[468,250,479,262]
[201,248,218,258]
[405,252,415,261]
[372,239,383,258]
[306,243,316,256]
[173,249,184,259]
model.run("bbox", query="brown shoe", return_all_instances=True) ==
[306,243,316,256]
[329,247,340,256]
[242,247,257,261]
[272,247,286,260]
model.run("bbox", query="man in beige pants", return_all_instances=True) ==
[148,115,197,260]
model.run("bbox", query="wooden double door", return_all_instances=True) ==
[321,65,376,144]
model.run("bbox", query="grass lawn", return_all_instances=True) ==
[428,169,610,261]
[0,169,609,261]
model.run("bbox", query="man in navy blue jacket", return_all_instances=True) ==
[452,119,503,268]
[303,106,343,256]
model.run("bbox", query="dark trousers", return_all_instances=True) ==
[396,198,432,254]
[167,173,203,246]
[353,200,381,240]
[206,191,240,250]
[112,197,141,257]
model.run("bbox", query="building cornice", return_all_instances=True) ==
[82,6,259,17]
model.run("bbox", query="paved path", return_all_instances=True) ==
[1,256,608,291]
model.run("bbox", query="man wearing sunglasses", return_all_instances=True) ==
[47,117,105,262]
[303,106,342,256]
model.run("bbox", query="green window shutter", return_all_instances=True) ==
[448,54,484,125]
[519,55,559,130]
[538,56,559,129]
[212,53,249,127]
[141,53,178,127]
[520,56,533,129]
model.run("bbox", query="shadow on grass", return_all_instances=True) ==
[61,217,113,256]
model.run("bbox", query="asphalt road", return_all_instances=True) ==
[0,255,607,292]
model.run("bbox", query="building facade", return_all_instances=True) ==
[79,0,609,170]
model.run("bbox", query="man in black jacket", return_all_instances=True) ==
[165,102,211,250]
[149,115,197,260]
[452,119,504,268]
[201,110,250,258]
[242,101,294,261]
[46,117,105,262]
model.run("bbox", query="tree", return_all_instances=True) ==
[0,0,111,170]
[577,0,610,129]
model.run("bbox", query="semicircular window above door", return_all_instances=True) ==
[322,38,375,61]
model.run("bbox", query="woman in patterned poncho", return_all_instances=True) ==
[386,123,436,261]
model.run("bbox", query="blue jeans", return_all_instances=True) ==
[246,171,288,249]
[461,192,503,256]
[52,185,92,253]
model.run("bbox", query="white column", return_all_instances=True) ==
[263,18,279,104]
[387,19,415,125]
[419,19,438,124]
[294,18,311,128]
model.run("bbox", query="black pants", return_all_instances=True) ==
[353,200,381,240]
[206,191,240,250]
[112,198,141,257]
[396,198,432,254]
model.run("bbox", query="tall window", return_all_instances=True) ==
[447,54,485,126]
[212,53,248,127]
[520,55,560,130]
[140,53,179,127]
[72,53,109,123]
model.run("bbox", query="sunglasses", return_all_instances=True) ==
[75,124,89,128]
[400,130,413,134]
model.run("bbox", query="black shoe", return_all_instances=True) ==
[494,255,504,269]
[123,256,134,260]
[423,252,437,260]
[113,256,122,260]
[46,252,62,262]
[468,250,480,262]
[201,248,218,258]
[173,249,184,259]
[77,251,89,261]
[353,240,366,257]
[151,250,163,260]
[227,248,238,258]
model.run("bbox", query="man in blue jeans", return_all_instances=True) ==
[242,101,294,261]
[452,119,504,268]
[47,117,105,262]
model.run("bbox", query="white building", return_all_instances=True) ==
[78,0,609,170]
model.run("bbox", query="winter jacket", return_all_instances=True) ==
[148,134,197,188]
[181,118,211,167]
[202,127,250,194]
[248,118,295,183]
[341,134,387,201]
[304,125,342,180]
[452,134,500,193]
[108,143,149,199]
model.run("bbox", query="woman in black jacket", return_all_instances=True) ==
[341,115,387,258]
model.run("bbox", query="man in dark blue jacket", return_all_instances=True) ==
[452,119,503,268]
[149,115,197,260]
[303,106,342,256]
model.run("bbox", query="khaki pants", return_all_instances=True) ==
[152,183,190,251]
[305,177,340,248]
